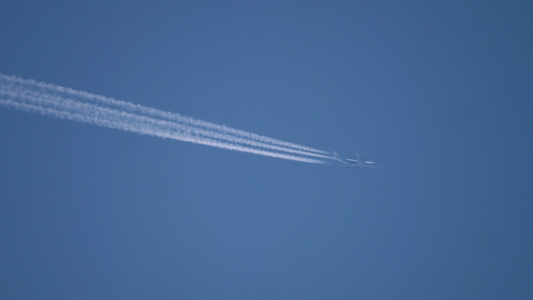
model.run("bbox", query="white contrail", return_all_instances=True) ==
[1,76,331,161]
[1,74,330,156]
[0,73,331,164]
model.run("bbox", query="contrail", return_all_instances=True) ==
[0,73,332,164]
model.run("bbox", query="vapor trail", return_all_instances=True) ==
[1,74,329,157]
[0,73,331,164]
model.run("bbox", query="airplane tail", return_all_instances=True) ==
[333,151,340,159]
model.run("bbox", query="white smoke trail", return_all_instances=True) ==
[1,74,329,156]
[0,73,331,164]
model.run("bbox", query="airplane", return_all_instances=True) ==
[333,151,379,169]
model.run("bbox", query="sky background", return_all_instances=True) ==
[1,1,532,299]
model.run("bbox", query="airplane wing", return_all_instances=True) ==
[333,151,359,167]
[333,151,345,163]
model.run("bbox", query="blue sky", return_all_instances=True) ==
[1,1,532,299]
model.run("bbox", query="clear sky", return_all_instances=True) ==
[1,1,532,299]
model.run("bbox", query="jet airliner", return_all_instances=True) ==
[333,152,379,169]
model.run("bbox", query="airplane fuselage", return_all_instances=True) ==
[342,159,378,168]
[333,152,379,168]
